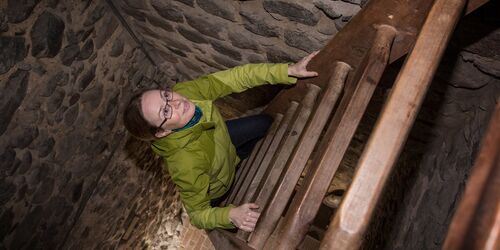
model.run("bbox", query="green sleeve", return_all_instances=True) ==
[172,63,297,100]
[166,152,236,230]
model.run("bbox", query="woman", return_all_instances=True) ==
[123,52,319,232]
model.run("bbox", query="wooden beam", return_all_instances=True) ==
[320,0,468,249]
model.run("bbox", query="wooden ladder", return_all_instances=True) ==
[209,0,491,249]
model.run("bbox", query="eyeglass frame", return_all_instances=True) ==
[157,87,173,130]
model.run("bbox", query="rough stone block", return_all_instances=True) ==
[195,55,225,70]
[95,14,118,49]
[239,10,280,38]
[266,47,301,63]
[78,39,94,60]
[60,44,80,66]
[284,30,322,53]
[110,39,124,57]
[40,71,67,97]
[0,147,16,176]
[31,11,65,58]
[175,0,194,7]
[342,0,362,5]
[228,30,260,51]
[6,0,40,24]
[438,56,492,89]
[163,35,192,52]
[0,36,27,74]
[246,53,266,63]
[196,0,236,22]
[209,40,242,61]
[32,178,55,204]
[461,51,500,78]
[122,0,148,9]
[78,64,96,92]
[83,2,107,27]
[151,0,184,23]
[66,29,79,45]
[146,15,175,32]
[185,15,224,40]
[263,0,320,26]
[314,0,361,20]
[9,125,38,149]
[0,69,29,135]
[64,104,79,127]
[212,54,239,68]
[0,9,8,32]
[177,26,208,44]
[122,7,147,22]
[316,16,338,35]
[47,88,65,114]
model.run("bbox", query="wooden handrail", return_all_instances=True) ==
[320,0,468,249]
[271,24,397,250]
[249,61,350,249]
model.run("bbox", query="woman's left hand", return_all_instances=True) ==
[288,51,320,78]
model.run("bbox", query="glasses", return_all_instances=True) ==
[158,88,173,130]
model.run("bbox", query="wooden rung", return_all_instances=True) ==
[272,24,397,250]
[222,143,257,206]
[221,153,251,207]
[237,83,322,240]
[233,101,299,206]
[253,84,321,208]
[224,113,284,207]
[249,61,350,250]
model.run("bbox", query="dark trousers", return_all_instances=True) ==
[225,114,273,160]
[211,114,272,207]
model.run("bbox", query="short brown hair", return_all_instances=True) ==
[123,92,158,141]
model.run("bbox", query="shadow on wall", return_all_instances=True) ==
[125,136,165,177]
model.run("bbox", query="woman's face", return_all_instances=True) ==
[141,89,196,137]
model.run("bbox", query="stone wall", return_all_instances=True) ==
[0,0,182,249]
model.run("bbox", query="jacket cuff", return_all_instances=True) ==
[221,204,237,229]
[280,64,298,84]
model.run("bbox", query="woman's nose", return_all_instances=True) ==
[171,99,181,109]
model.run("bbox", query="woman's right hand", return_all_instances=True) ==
[229,203,260,232]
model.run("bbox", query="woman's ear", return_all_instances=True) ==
[155,129,172,138]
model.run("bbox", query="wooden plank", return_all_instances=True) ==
[208,229,255,250]
[253,84,321,209]
[233,102,299,206]
[443,102,500,250]
[237,84,321,240]
[320,0,468,249]
[249,61,351,250]
[223,114,282,207]
[272,25,397,250]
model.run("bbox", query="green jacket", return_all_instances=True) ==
[151,63,297,229]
